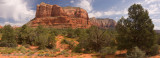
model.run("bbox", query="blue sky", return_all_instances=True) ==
[0,0,160,30]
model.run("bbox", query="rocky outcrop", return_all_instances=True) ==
[90,17,116,28]
[27,2,90,28]
[0,25,2,28]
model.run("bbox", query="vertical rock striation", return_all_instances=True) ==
[27,2,91,28]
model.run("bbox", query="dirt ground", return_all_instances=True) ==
[0,35,160,58]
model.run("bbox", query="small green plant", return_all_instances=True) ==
[58,50,69,56]
[18,46,27,54]
[27,51,35,56]
[126,47,146,58]
[44,53,50,56]
[148,44,159,56]
[51,48,60,53]
[61,39,75,49]
[37,53,45,56]
[0,47,16,54]
[100,47,117,58]
[23,44,30,48]
[48,54,56,57]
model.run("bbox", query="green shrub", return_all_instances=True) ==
[37,53,45,56]
[73,45,83,53]
[100,47,117,58]
[0,41,17,47]
[38,50,45,54]
[18,46,27,54]
[58,50,68,55]
[76,26,116,53]
[0,48,16,54]
[61,39,74,49]
[126,47,146,58]
[48,54,56,57]
[44,53,50,56]
[23,44,30,48]
[27,51,35,56]
[0,25,17,47]
[52,48,60,53]
[148,44,159,56]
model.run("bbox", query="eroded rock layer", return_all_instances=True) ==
[27,2,90,28]
[90,17,116,28]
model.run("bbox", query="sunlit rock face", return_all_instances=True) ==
[27,2,91,28]
[90,17,116,29]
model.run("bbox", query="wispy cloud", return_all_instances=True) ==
[144,0,160,4]
[104,9,127,16]
[89,11,103,18]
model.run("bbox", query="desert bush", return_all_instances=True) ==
[73,45,83,53]
[100,47,117,58]
[17,46,27,54]
[58,50,69,55]
[27,51,35,56]
[52,48,60,53]
[47,33,56,49]
[48,54,56,57]
[100,47,117,55]
[44,53,50,56]
[23,44,30,48]
[18,25,33,45]
[0,25,17,47]
[126,47,146,58]
[0,41,17,47]
[75,26,116,53]
[66,28,76,38]
[61,39,75,49]
[38,53,45,56]
[147,44,159,56]
[35,25,49,50]
[38,50,45,54]
[156,34,160,45]
[0,47,16,54]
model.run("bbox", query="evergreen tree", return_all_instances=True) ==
[75,26,115,52]
[47,32,56,49]
[35,25,49,49]
[0,25,17,47]
[116,4,156,53]
[18,25,33,45]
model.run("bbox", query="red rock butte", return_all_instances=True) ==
[27,2,91,28]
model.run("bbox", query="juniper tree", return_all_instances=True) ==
[116,4,156,53]
[0,25,17,47]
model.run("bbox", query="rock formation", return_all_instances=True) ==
[27,2,90,28]
[0,25,2,28]
[90,17,116,28]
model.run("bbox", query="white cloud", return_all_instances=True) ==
[145,4,160,15]
[70,0,74,3]
[152,19,160,23]
[104,9,127,16]
[0,0,35,24]
[145,0,160,4]
[89,11,103,18]
[0,22,24,26]
[154,26,160,30]
[75,0,93,12]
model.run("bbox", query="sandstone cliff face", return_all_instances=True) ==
[90,17,116,28]
[27,2,90,28]
[0,25,2,28]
